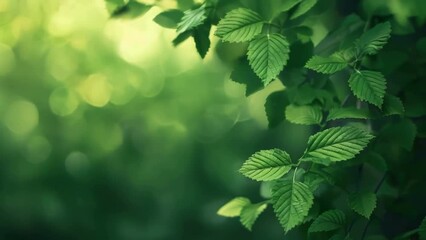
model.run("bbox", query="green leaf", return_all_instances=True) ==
[240,203,268,231]
[383,94,405,116]
[247,33,290,85]
[279,0,303,12]
[356,22,391,55]
[217,197,251,217]
[349,70,387,108]
[308,209,346,233]
[349,192,377,219]
[172,31,192,46]
[305,54,348,74]
[327,107,370,121]
[193,23,211,58]
[272,180,314,232]
[239,149,293,181]
[153,9,184,29]
[305,126,374,162]
[177,4,207,34]
[419,216,426,240]
[291,0,318,19]
[108,0,152,19]
[285,104,323,125]
[381,118,417,151]
[300,157,333,167]
[265,91,289,128]
[215,8,264,43]
[230,58,263,96]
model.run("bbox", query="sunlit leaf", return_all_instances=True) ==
[247,33,290,85]
[285,104,323,125]
[240,203,268,230]
[240,149,293,181]
[356,22,391,55]
[154,9,184,29]
[217,197,251,217]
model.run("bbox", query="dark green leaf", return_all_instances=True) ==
[153,9,184,29]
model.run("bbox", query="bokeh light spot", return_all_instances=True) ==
[65,151,90,177]
[4,100,39,135]
[0,43,15,76]
[49,87,79,116]
[78,73,111,107]
[26,136,52,163]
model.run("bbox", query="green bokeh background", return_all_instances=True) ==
[0,0,425,239]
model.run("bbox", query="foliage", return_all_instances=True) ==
[5,0,424,239]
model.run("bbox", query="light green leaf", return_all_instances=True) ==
[239,149,293,181]
[217,197,251,217]
[285,104,323,125]
[349,70,387,108]
[356,22,391,55]
[419,216,426,240]
[272,180,314,232]
[215,8,264,43]
[383,94,405,116]
[349,192,377,219]
[279,0,303,12]
[305,54,348,74]
[153,9,184,29]
[327,107,370,121]
[247,33,290,85]
[305,126,374,162]
[177,4,207,34]
[291,0,318,19]
[240,203,268,231]
[308,209,346,233]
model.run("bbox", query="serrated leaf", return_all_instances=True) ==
[193,23,211,58]
[349,192,377,219]
[153,9,184,29]
[349,70,387,108]
[383,94,404,116]
[305,55,348,74]
[217,197,251,217]
[230,58,263,96]
[247,33,290,85]
[327,107,370,121]
[177,4,207,34]
[272,180,314,232]
[240,203,268,230]
[309,209,346,233]
[279,0,303,12]
[305,126,374,162]
[419,216,426,240]
[215,8,264,43]
[291,0,318,19]
[356,22,391,55]
[285,104,323,125]
[239,149,293,181]
[108,0,152,19]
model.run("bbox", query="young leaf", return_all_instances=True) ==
[153,9,184,29]
[285,104,323,125]
[239,149,293,181]
[108,0,152,19]
[305,55,348,74]
[291,0,318,19]
[215,8,264,43]
[308,209,346,233]
[217,197,251,217]
[356,22,391,55]
[272,180,314,232]
[349,70,387,108]
[419,216,426,240]
[247,33,290,85]
[279,0,303,12]
[349,192,377,219]
[177,4,207,34]
[327,107,370,121]
[305,126,374,162]
[382,94,404,116]
[240,203,268,231]
[193,23,211,58]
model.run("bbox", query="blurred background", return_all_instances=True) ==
[0,0,425,239]
[0,0,309,239]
